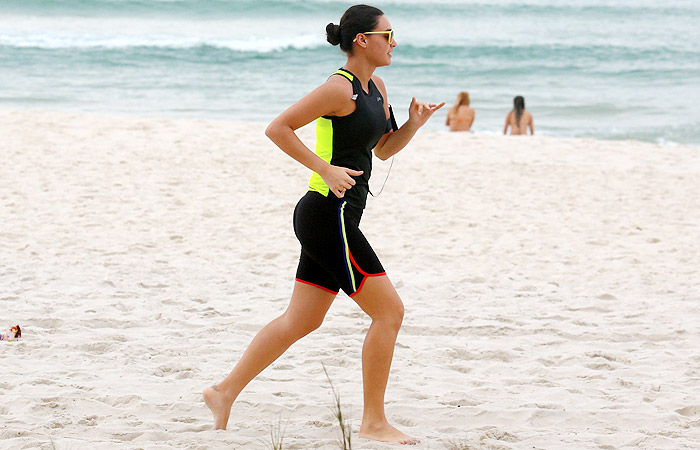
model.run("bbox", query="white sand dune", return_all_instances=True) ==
[2,110,699,449]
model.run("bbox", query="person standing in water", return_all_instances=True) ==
[445,91,475,132]
[504,95,534,135]
[203,4,444,445]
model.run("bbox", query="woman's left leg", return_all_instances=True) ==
[203,281,336,429]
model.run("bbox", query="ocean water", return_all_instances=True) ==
[1,0,699,146]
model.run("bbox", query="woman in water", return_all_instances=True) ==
[504,95,534,135]
[203,4,443,445]
[445,91,475,131]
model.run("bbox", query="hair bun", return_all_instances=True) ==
[326,23,341,46]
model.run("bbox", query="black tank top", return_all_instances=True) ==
[308,68,390,209]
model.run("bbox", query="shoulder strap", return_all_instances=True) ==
[332,69,354,82]
[330,68,358,98]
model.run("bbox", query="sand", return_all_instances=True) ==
[2,109,700,449]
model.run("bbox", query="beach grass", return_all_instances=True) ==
[322,363,352,450]
[262,416,288,450]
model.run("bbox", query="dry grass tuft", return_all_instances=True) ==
[322,363,352,450]
[262,416,288,450]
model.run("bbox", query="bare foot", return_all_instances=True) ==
[203,385,234,430]
[359,421,419,445]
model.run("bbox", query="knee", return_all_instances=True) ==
[393,301,405,329]
[378,300,404,332]
[280,314,323,340]
[301,317,325,337]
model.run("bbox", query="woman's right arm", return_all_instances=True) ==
[265,78,363,198]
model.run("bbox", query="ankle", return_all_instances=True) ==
[211,384,238,403]
[360,416,389,431]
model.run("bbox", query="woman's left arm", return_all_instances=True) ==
[372,76,444,161]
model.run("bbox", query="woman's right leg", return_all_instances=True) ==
[203,281,336,429]
[351,275,418,445]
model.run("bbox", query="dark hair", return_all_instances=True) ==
[514,96,525,124]
[326,4,384,54]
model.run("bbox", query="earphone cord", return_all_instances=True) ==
[368,156,394,197]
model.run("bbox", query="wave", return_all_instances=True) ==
[602,125,700,147]
[0,33,326,53]
[0,0,339,17]
[398,42,698,57]
[3,32,697,65]
[1,0,698,19]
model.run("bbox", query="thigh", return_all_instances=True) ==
[282,280,337,327]
[341,217,385,297]
[350,275,404,321]
[295,250,340,295]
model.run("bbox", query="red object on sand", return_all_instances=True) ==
[0,325,21,341]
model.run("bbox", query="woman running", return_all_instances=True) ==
[203,4,443,445]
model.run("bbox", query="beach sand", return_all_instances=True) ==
[2,110,700,449]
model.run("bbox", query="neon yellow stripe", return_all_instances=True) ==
[339,202,356,292]
[309,117,333,196]
[333,69,353,81]
[309,70,351,195]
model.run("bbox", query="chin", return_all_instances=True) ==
[371,54,392,67]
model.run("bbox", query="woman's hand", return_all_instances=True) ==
[408,97,446,129]
[319,165,364,198]
[373,97,446,160]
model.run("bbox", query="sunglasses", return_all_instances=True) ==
[353,29,394,45]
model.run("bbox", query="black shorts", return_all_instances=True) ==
[293,191,385,297]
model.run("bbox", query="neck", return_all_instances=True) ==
[343,57,376,89]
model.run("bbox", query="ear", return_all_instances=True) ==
[354,33,368,49]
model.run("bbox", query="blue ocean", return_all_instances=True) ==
[1,0,698,146]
